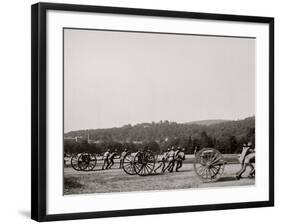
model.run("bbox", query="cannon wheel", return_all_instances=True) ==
[122,152,136,175]
[78,153,97,171]
[193,148,225,182]
[134,151,156,176]
[71,153,82,171]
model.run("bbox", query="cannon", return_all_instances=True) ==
[122,147,226,181]
[70,147,227,182]
[193,148,226,182]
[70,152,97,171]
[122,150,156,176]
[122,152,137,175]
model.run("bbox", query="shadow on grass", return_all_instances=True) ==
[150,169,193,176]
[217,176,238,182]
[64,176,83,189]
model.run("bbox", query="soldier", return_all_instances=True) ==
[102,149,110,170]
[164,146,175,172]
[236,142,255,179]
[175,146,181,158]
[119,148,128,168]
[107,149,118,169]
[154,148,169,173]
[175,147,185,172]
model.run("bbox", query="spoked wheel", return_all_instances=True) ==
[71,153,82,171]
[78,153,97,171]
[134,151,156,176]
[193,148,225,182]
[122,153,136,175]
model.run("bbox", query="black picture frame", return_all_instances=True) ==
[31,2,274,222]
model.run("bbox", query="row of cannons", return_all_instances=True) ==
[70,147,227,182]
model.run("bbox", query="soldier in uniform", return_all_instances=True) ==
[164,146,175,172]
[102,149,110,170]
[175,147,185,172]
[154,148,169,173]
[119,148,128,168]
[107,149,118,169]
[236,142,255,179]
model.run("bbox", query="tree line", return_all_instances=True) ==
[64,116,255,155]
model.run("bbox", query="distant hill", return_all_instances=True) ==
[64,117,255,154]
[186,119,230,126]
[65,117,254,142]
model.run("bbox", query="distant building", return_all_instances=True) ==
[64,136,82,143]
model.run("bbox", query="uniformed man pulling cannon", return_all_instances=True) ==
[107,149,118,169]
[175,147,185,172]
[164,146,176,172]
[154,148,169,173]
[236,142,255,179]
[102,149,110,170]
[119,148,128,168]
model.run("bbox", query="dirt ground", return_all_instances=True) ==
[64,156,255,195]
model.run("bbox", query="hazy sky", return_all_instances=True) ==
[64,29,255,132]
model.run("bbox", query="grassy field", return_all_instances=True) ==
[64,154,255,195]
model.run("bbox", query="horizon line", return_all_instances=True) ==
[64,115,255,134]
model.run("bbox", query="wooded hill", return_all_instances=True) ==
[64,116,255,154]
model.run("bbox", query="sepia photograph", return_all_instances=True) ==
[63,28,256,195]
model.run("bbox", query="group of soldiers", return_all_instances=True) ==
[101,148,121,170]
[101,142,255,179]
[101,146,186,173]
[101,148,131,170]
[154,146,185,173]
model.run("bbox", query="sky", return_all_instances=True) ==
[64,28,255,132]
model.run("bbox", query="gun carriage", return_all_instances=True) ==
[70,147,226,182]
[71,153,97,171]
[193,148,226,182]
[122,151,157,176]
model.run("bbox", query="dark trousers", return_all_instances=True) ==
[236,152,255,178]
[176,160,183,171]
[236,163,255,178]
[154,160,166,173]
[107,158,114,169]
[102,158,109,170]
[165,161,174,172]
